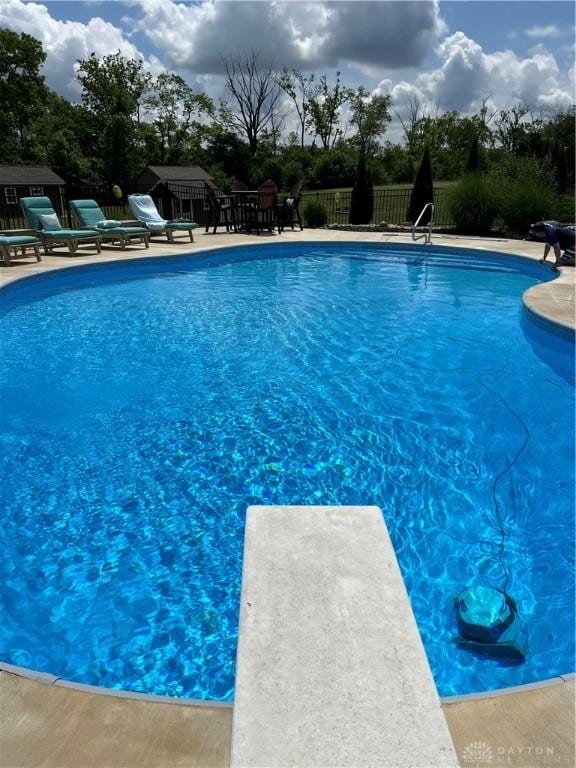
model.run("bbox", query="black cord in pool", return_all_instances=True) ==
[392,333,535,593]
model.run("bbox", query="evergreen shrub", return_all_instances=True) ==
[349,152,374,225]
[407,146,434,224]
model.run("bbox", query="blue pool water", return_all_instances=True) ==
[0,243,574,700]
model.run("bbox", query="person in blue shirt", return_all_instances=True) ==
[540,223,576,266]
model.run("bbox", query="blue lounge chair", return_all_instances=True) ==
[71,199,150,249]
[128,194,198,242]
[19,197,101,255]
[0,234,42,265]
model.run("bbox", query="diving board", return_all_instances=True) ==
[231,505,458,767]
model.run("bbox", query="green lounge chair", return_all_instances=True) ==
[0,234,42,265]
[128,194,198,242]
[19,197,101,255]
[71,199,150,249]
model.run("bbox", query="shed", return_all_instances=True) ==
[0,165,66,230]
[135,166,213,221]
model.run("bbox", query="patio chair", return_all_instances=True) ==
[244,179,280,235]
[0,234,42,265]
[204,183,234,234]
[279,181,304,232]
[127,194,198,242]
[19,197,101,255]
[71,199,150,249]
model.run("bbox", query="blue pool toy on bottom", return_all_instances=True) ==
[455,586,526,663]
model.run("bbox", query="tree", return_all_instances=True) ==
[493,105,534,155]
[407,146,434,224]
[307,143,356,188]
[379,142,415,183]
[77,51,151,120]
[145,72,214,164]
[307,72,347,150]
[102,114,141,189]
[0,28,49,161]
[396,96,425,154]
[395,104,494,179]
[77,51,151,184]
[205,127,252,183]
[223,53,282,155]
[277,69,318,148]
[543,107,575,194]
[349,150,373,224]
[348,86,392,156]
[30,92,96,186]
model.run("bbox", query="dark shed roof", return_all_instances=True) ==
[0,165,66,186]
[139,165,212,183]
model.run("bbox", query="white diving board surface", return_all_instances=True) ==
[231,506,459,768]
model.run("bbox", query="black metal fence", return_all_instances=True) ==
[0,183,210,232]
[301,187,454,227]
[1,181,456,232]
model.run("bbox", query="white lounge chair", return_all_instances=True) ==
[127,194,198,243]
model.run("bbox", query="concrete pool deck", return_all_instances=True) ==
[2,668,573,768]
[1,231,574,767]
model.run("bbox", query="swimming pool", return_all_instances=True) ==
[0,242,574,699]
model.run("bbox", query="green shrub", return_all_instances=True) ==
[303,199,327,227]
[448,174,501,235]
[556,195,576,223]
[499,180,558,235]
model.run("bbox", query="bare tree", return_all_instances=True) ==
[223,53,282,155]
[395,96,424,152]
[277,69,318,148]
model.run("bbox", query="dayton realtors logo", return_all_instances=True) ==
[462,741,561,765]
[462,742,494,766]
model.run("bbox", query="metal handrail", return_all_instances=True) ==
[412,202,434,245]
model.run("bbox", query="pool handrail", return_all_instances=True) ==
[412,202,434,245]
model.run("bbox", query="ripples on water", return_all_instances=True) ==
[0,244,574,698]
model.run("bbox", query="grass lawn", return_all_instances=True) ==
[314,181,457,194]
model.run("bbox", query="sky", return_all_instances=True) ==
[1,0,574,141]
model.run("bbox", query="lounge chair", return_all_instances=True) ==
[71,199,150,249]
[19,197,101,255]
[0,234,42,265]
[127,195,198,242]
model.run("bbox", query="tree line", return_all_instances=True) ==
[1,27,574,197]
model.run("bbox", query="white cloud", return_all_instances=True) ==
[525,25,563,39]
[123,0,447,73]
[375,31,574,118]
[0,0,159,99]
